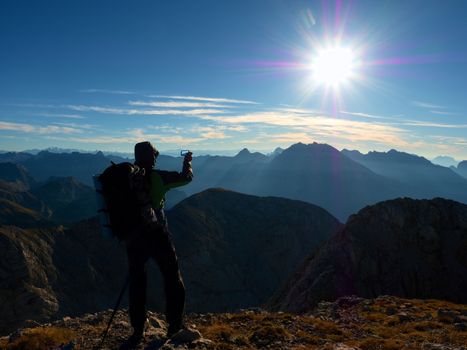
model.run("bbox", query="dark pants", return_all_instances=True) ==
[126,226,185,333]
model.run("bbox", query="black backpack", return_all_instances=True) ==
[98,162,150,239]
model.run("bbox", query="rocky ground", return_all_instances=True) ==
[1,296,466,350]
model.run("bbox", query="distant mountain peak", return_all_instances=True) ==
[234,148,267,161]
[284,142,339,156]
[272,146,283,153]
[236,148,250,156]
[432,156,459,167]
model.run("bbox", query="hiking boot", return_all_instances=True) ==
[119,330,144,350]
[166,324,182,338]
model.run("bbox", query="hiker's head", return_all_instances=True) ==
[134,141,159,169]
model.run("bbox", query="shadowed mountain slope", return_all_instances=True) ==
[186,148,270,195]
[0,162,35,190]
[456,160,467,179]
[0,167,52,226]
[168,188,341,312]
[0,199,48,228]
[30,177,96,224]
[256,143,403,221]
[0,152,34,163]
[0,176,96,227]
[270,198,467,313]
[0,188,340,334]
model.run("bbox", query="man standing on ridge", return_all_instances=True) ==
[125,141,193,346]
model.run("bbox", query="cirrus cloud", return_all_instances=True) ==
[0,121,83,134]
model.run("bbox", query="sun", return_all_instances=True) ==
[311,46,359,88]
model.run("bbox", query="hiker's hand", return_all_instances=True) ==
[184,152,193,163]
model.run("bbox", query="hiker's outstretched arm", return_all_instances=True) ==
[157,159,193,190]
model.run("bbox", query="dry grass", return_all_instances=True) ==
[1,297,466,349]
[198,298,467,350]
[0,327,75,350]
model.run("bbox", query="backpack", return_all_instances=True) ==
[94,162,153,240]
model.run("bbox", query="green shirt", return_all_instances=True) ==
[149,162,193,210]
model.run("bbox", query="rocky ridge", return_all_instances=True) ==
[270,197,467,313]
[1,296,466,349]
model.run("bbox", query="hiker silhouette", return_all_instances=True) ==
[125,141,193,346]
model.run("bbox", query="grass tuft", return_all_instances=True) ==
[1,327,75,350]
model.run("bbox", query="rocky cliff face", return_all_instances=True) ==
[0,226,60,333]
[0,222,126,335]
[270,198,467,313]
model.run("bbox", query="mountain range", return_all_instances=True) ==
[0,189,340,335]
[342,148,467,200]
[2,142,467,222]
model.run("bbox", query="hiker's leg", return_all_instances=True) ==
[126,237,149,334]
[152,229,186,331]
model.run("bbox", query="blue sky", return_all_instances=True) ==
[1,0,467,159]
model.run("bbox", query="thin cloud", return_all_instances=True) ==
[224,125,248,132]
[7,103,57,108]
[128,129,207,144]
[190,126,231,139]
[340,111,395,120]
[200,111,409,146]
[148,95,259,105]
[79,89,136,95]
[56,135,137,144]
[399,120,467,128]
[343,110,467,128]
[41,113,86,119]
[430,110,456,116]
[64,125,230,145]
[67,105,225,115]
[264,132,315,143]
[51,122,97,130]
[147,125,183,134]
[431,135,467,146]
[275,107,321,114]
[412,101,446,109]
[0,121,83,134]
[128,100,231,108]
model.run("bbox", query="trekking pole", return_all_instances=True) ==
[94,275,130,350]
